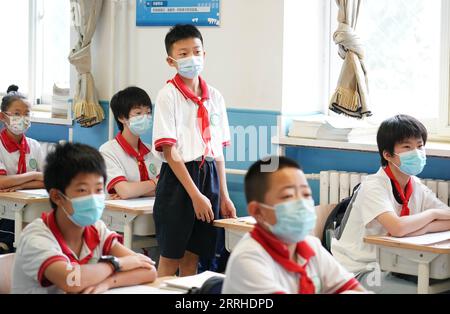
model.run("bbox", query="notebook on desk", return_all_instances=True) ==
[105,197,155,208]
[164,271,225,290]
[16,189,49,197]
[384,230,450,246]
[103,285,183,294]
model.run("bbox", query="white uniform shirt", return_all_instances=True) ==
[331,167,450,274]
[99,133,161,194]
[152,75,231,162]
[0,129,43,175]
[222,231,358,294]
[12,211,122,294]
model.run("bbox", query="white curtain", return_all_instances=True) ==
[69,0,105,127]
[329,0,371,119]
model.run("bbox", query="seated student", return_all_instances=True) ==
[331,114,450,293]
[0,85,44,192]
[12,143,157,294]
[222,156,365,294]
[99,87,161,199]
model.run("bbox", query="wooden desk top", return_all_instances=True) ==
[104,198,154,215]
[146,276,186,293]
[0,191,49,204]
[364,235,450,254]
[213,218,255,233]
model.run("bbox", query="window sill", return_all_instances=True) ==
[31,107,72,126]
[272,136,450,158]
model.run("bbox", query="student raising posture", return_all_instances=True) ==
[332,115,450,293]
[222,156,365,294]
[100,87,161,200]
[152,24,236,277]
[12,143,157,294]
[0,85,44,191]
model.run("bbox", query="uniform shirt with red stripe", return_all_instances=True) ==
[0,129,43,176]
[222,231,358,294]
[152,76,231,162]
[331,167,450,274]
[99,133,161,195]
[11,211,123,294]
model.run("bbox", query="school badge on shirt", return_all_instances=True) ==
[29,158,38,170]
[210,113,220,127]
[149,163,157,176]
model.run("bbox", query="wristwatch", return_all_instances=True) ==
[98,255,121,272]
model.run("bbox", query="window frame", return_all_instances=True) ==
[325,0,450,138]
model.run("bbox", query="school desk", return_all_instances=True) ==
[104,197,156,249]
[213,217,255,252]
[365,235,450,294]
[0,190,51,247]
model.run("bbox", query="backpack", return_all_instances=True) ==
[187,276,224,294]
[322,183,361,251]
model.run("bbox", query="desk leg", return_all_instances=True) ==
[14,208,24,248]
[417,262,430,294]
[123,219,133,249]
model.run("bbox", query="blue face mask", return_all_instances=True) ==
[393,149,427,176]
[260,198,317,244]
[128,114,152,136]
[171,55,204,79]
[60,193,105,227]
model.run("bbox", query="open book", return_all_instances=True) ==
[164,271,225,290]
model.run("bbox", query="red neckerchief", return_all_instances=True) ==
[384,165,413,216]
[0,128,30,174]
[168,74,211,165]
[250,224,316,294]
[41,211,100,265]
[115,132,150,181]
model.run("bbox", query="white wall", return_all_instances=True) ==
[89,0,284,112]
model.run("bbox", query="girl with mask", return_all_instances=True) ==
[222,156,366,294]
[332,114,450,293]
[0,85,44,192]
[99,87,161,200]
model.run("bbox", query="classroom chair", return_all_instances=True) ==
[313,204,337,243]
[0,253,15,294]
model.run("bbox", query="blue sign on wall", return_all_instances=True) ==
[136,0,220,27]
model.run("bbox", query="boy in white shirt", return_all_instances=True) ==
[12,143,157,294]
[222,156,365,294]
[332,114,450,293]
[99,87,161,199]
[152,24,236,277]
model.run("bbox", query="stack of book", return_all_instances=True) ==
[288,114,378,142]
[51,83,70,115]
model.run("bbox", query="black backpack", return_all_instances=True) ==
[0,219,15,255]
[187,276,224,294]
[322,183,361,251]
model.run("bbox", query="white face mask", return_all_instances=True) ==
[5,115,31,135]
[169,55,204,79]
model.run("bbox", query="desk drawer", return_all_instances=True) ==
[379,247,450,280]
[102,211,155,236]
[224,228,247,252]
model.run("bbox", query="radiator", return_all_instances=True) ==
[315,171,450,206]
[225,168,450,207]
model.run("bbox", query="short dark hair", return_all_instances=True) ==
[165,24,204,55]
[44,143,107,210]
[110,86,152,132]
[244,156,302,203]
[1,85,26,112]
[377,114,428,166]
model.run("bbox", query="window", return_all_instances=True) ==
[329,0,450,136]
[0,0,70,110]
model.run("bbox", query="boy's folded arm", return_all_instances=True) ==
[376,210,437,237]
[404,219,450,237]
[114,180,156,199]
[44,260,115,293]
[0,172,41,190]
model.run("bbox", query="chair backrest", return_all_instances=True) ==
[0,253,15,294]
[312,204,337,242]
[188,276,224,294]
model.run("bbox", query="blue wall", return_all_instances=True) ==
[27,106,450,217]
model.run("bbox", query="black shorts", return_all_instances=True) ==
[153,159,220,259]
